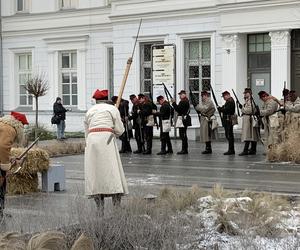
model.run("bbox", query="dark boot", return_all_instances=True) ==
[112,194,122,207]
[202,142,212,154]
[248,141,257,155]
[94,195,104,216]
[239,141,250,156]
[157,139,167,155]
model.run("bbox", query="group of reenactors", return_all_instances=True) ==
[114,87,300,158]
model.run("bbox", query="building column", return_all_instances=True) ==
[77,49,87,111]
[221,33,247,100]
[269,30,291,98]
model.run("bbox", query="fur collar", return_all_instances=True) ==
[0,115,24,145]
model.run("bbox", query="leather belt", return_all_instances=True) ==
[89,128,113,133]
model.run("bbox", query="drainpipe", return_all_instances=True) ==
[0,0,3,116]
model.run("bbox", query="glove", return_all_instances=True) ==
[279,108,286,115]
[238,103,243,109]
[254,110,260,116]
[217,106,221,112]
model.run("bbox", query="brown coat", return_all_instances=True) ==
[0,115,24,165]
[241,98,258,142]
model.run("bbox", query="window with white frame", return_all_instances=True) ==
[184,39,211,104]
[17,53,32,106]
[140,41,163,96]
[16,0,29,12]
[60,51,77,106]
[60,0,77,9]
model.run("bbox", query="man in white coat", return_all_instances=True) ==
[84,89,128,214]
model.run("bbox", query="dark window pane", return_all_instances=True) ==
[144,80,151,93]
[259,54,271,68]
[17,0,23,11]
[189,79,200,91]
[249,35,256,44]
[144,68,151,80]
[202,79,211,91]
[189,66,199,78]
[72,84,77,94]
[72,95,78,105]
[264,34,270,43]
[256,43,264,52]
[28,95,33,105]
[72,73,77,83]
[144,44,152,62]
[62,73,70,83]
[63,95,70,105]
[62,84,70,94]
[202,65,211,78]
[256,35,264,43]
[62,53,70,68]
[264,43,271,52]
[20,96,26,105]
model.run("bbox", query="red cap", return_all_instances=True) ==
[11,111,29,125]
[92,89,108,100]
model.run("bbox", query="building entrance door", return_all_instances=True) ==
[291,30,300,94]
[247,33,271,104]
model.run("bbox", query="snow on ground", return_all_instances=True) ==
[179,195,300,250]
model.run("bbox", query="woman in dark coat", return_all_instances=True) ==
[53,97,68,140]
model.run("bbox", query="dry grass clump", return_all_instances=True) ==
[267,126,300,163]
[158,185,205,212]
[211,191,291,237]
[39,141,85,157]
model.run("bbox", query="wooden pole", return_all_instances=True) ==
[116,57,132,108]
[115,19,142,108]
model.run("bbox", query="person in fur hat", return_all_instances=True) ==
[84,90,128,215]
[0,111,28,220]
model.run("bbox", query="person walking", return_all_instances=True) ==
[195,91,216,154]
[156,95,173,155]
[53,97,68,140]
[238,88,259,155]
[172,90,190,155]
[112,96,132,153]
[129,94,145,154]
[0,111,28,221]
[84,89,128,215]
[217,91,236,155]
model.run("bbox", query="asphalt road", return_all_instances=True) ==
[2,139,300,233]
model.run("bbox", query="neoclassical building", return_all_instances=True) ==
[1,0,299,135]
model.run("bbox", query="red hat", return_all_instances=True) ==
[92,89,108,100]
[11,111,29,125]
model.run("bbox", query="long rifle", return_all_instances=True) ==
[9,137,40,174]
[162,83,175,126]
[189,87,201,124]
[231,89,241,117]
[116,19,142,108]
[209,83,224,127]
[162,83,173,100]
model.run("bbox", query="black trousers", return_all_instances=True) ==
[134,125,144,152]
[143,126,153,152]
[179,127,188,152]
[160,132,172,152]
[120,130,132,152]
[224,121,234,152]
[0,171,6,215]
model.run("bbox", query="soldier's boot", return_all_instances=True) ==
[166,140,173,154]
[94,195,104,216]
[157,140,167,155]
[248,141,257,155]
[112,194,122,207]
[202,142,212,154]
[239,141,250,156]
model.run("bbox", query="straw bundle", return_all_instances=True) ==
[7,173,38,195]
[10,148,50,174]
[0,232,26,250]
[267,117,300,163]
[26,231,67,250]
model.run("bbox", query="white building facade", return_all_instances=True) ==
[1,0,300,135]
